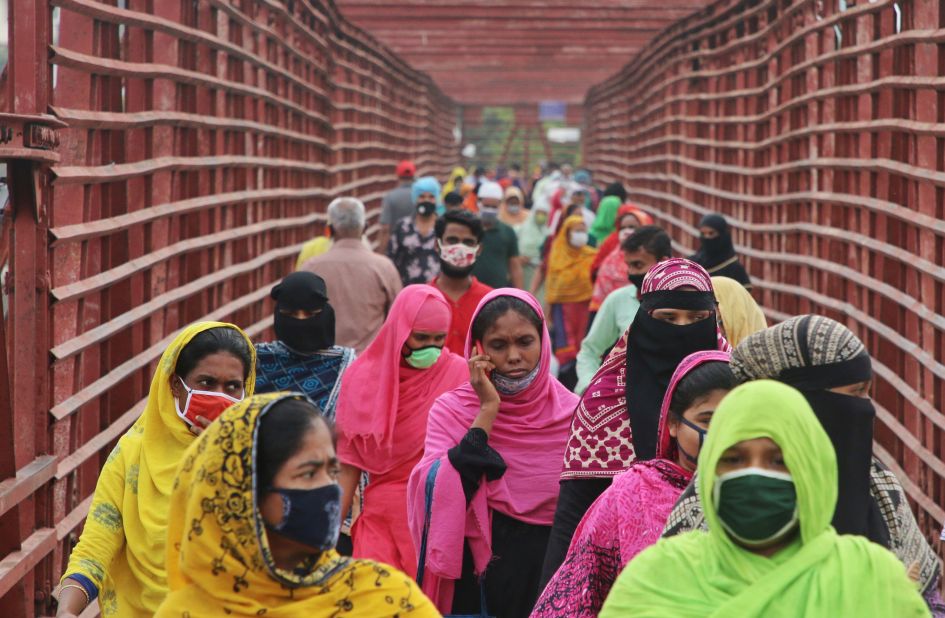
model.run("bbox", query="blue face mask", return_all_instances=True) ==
[676,416,708,464]
[266,484,341,551]
[492,364,541,396]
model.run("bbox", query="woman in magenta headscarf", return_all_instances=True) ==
[532,351,737,617]
[408,289,578,618]
[336,285,469,576]
[540,258,731,589]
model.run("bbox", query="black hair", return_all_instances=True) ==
[435,208,484,242]
[510,163,521,172]
[444,191,464,207]
[256,398,333,493]
[603,182,628,202]
[175,326,253,380]
[471,296,542,343]
[668,362,737,419]
[621,225,672,260]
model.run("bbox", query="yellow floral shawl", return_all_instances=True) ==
[157,392,439,617]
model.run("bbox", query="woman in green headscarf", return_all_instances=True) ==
[600,380,929,618]
[588,195,621,244]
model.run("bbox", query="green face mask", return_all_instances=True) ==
[404,345,442,369]
[712,467,798,547]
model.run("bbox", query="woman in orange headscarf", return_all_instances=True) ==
[543,215,597,388]
[590,204,654,283]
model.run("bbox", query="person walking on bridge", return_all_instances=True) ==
[375,159,417,254]
[471,181,524,289]
[388,176,443,285]
[300,197,401,354]
[690,212,752,289]
[55,323,255,618]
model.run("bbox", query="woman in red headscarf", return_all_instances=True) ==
[335,285,469,575]
[590,204,654,284]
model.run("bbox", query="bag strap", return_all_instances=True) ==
[415,459,441,588]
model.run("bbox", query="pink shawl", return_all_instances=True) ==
[336,285,469,476]
[532,350,730,618]
[561,258,732,480]
[589,248,629,311]
[407,288,578,612]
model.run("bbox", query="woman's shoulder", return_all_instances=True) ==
[334,558,439,616]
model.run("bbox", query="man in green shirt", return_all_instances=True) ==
[471,181,524,288]
[575,226,672,394]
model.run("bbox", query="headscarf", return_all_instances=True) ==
[335,285,468,476]
[711,276,767,347]
[730,315,885,545]
[499,185,528,226]
[412,176,443,208]
[545,215,598,304]
[590,204,655,278]
[589,196,622,243]
[517,200,551,263]
[270,272,335,353]
[159,393,437,617]
[690,213,737,269]
[562,258,730,478]
[600,381,928,618]
[407,289,578,611]
[442,166,467,198]
[63,322,256,615]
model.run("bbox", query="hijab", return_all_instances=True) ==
[442,166,467,198]
[407,289,578,609]
[334,285,468,476]
[600,381,928,618]
[159,393,436,617]
[590,204,655,278]
[730,315,887,545]
[499,185,528,226]
[271,272,335,353]
[589,196,622,243]
[691,213,737,269]
[627,259,729,460]
[711,276,767,347]
[545,215,598,304]
[562,259,730,478]
[517,201,551,262]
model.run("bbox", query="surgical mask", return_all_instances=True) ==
[492,364,541,396]
[174,377,243,428]
[569,231,589,248]
[674,416,707,464]
[627,272,646,290]
[618,227,635,242]
[439,243,478,269]
[266,484,341,551]
[480,206,499,224]
[534,213,549,226]
[713,467,799,547]
[403,345,442,369]
[507,204,522,215]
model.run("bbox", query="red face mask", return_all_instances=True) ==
[174,377,243,428]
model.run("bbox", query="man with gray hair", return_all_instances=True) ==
[299,197,402,353]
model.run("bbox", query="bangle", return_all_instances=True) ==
[58,583,90,606]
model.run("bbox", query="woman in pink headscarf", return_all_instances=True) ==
[539,258,732,589]
[336,285,469,575]
[531,351,736,617]
[408,289,578,618]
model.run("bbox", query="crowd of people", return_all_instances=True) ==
[52,160,943,618]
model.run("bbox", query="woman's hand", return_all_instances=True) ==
[469,345,500,435]
[55,580,89,617]
[189,415,211,436]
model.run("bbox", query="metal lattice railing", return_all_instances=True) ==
[583,0,944,554]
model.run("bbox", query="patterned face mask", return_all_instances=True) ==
[491,364,541,396]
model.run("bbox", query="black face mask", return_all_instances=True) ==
[274,304,336,354]
[797,389,889,546]
[626,311,719,461]
[417,201,437,217]
[627,272,646,290]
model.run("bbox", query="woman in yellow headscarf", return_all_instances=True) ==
[541,214,597,385]
[442,166,467,199]
[55,322,256,618]
[156,392,438,617]
[711,276,767,347]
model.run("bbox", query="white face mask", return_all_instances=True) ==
[439,243,479,268]
[569,231,589,248]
